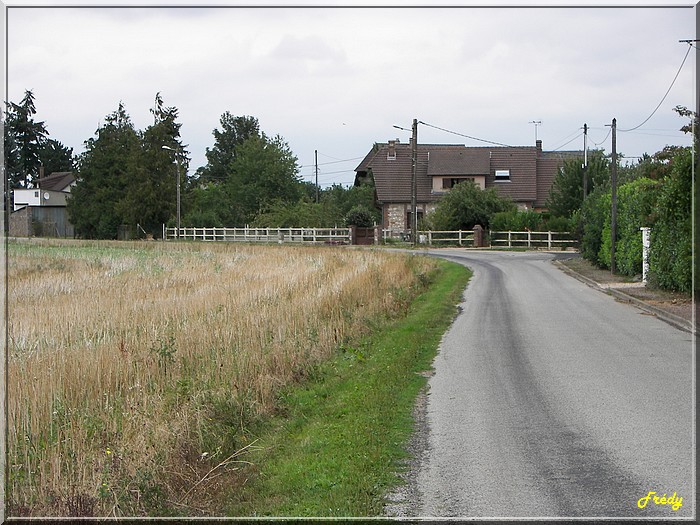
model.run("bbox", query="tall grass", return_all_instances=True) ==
[7,239,436,517]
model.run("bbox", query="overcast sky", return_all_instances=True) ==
[5,1,697,187]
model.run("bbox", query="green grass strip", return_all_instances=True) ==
[225,258,471,518]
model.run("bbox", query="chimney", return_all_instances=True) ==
[39,166,45,179]
[536,140,542,155]
[387,139,396,160]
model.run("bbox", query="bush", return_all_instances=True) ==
[614,178,658,276]
[577,189,609,267]
[344,205,375,227]
[648,147,692,293]
[490,210,541,231]
[429,180,516,231]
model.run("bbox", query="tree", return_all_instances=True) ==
[39,138,74,175]
[427,180,516,231]
[119,93,189,235]
[223,134,301,225]
[4,90,48,189]
[67,103,141,239]
[545,149,609,218]
[194,113,260,184]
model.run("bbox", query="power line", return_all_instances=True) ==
[417,121,512,147]
[619,44,693,133]
[298,155,364,169]
[549,128,583,151]
[551,131,583,152]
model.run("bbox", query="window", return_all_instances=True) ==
[34,191,39,198]
[442,177,474,189]
[495,170,511,182]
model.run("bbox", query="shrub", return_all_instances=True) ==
[648,147,692,293]
[577,189,609,266]
[429,180,516,231]
[344,205,374,227]
[614,178,658,276]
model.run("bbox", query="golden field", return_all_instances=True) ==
[7,239,436,517]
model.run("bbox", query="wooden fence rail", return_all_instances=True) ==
[489,230,577,249]
[164,225,576,250]
[164,226,352,244]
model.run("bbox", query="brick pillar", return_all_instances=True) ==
[473,224,484,247]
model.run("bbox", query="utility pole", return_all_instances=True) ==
[582,123,588,198]
[411,118,418,246]
[610,118,617,275]
[314,149,319,204]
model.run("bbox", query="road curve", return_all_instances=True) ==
[393,250,694,518]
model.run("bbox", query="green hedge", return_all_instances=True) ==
[577,146,692,293]
[647,148,692,293]
[490,210,572,232]
[598,178,657,275]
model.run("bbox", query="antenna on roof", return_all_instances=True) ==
[528,120,542,143]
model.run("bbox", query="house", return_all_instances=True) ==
[354,139,582,233]
[10,170,76,237]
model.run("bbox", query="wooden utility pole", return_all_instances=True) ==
[610,118,617,275]
[314,149,319,203]
[582,123,588,198]
[411,118,418,246]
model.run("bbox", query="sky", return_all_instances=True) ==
[4,1,697,188]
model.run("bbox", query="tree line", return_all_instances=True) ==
[3,90,379,239]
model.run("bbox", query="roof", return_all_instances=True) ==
[356,143,469,204]
[427,149,490,176]
[38,172,75,192]
[356,141,583,207]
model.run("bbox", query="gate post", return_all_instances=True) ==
[473,224,484,247]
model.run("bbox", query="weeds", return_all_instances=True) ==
[7,239,437,517]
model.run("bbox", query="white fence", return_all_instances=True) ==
[163,226,351,244]
[489,230,577,249]
[163,225,576,250]
[415,230,475,246]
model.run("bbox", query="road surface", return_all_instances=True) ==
[390,250,694,518]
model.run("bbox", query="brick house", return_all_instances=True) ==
[354,139,582,233]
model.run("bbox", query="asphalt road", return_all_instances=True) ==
[391,250,694,519]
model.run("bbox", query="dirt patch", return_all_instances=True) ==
[558,255,693,324]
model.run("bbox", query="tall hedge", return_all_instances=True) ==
[577,188,609,266]
[647,147,692,293]
[598,178,657,275]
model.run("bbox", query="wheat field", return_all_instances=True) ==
[7,239,435,517]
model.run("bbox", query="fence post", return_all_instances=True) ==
[548,231,552,250]
[508,231,512,248]
[640,227,651,284]
[527,230,531,248]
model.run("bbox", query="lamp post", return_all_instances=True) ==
[162,145,181,239]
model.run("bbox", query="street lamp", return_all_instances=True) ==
[162,145,181,239]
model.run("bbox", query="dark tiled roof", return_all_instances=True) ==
[427,149,490,176]
[358,141,583,207]
[487,147,538,201]
[38,172,75,192]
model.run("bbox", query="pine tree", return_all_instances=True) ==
[67,102,140,239]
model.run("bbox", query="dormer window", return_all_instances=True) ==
[495,170,511,182]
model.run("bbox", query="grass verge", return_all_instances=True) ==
[224,258,472,517]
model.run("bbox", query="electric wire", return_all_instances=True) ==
[417,121,512,147]
[619,44,693,133]
[551,131,583,152]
